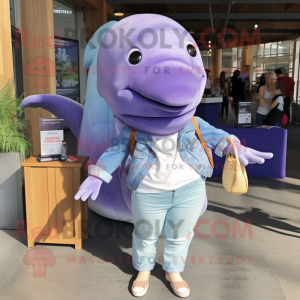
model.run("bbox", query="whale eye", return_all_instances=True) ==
[128,48,142,65]
[186,41,197,57]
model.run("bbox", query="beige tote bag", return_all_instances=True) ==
[222,137,248,195]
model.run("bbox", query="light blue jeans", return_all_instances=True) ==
[131,177,207,273]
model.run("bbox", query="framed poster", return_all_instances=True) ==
[54,37,80,102]
[40,118,64,158]
[235,102,253,128]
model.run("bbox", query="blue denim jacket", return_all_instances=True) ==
[88,116,239,193]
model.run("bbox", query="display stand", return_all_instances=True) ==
[234,101,253,128]
[22,156,89,249]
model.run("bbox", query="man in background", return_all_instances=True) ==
[275,68,295,123]
[231,69,245,117]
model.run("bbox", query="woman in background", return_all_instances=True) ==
[217,71,229,119]
[256,71,276,125]
[264,81,285,126]
[227,76,232,97]
[205,69,213,95]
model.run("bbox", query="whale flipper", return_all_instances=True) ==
[20,94,83,139]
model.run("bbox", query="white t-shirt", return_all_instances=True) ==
[136,132,201,193]
[273,95,284,111]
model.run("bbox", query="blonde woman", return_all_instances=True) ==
[256,71,276,125]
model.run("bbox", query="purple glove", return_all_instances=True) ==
[224,140,273,166]
[74,176,102,201]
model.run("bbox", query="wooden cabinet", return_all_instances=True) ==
[22,156,89,249]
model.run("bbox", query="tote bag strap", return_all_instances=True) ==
[191,117,214,168]
[226,136,241,170]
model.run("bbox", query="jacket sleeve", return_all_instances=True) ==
[195,117,240,157]
[88,127,130,183]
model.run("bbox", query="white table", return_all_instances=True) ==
[200,97,223,104]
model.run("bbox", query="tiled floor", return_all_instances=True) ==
[1,99,299,300]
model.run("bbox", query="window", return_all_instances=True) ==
[252,41,294,84]
[200,51,212,68]
[277,41,290,56]
[53,0,76,39]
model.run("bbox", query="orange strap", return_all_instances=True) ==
[191,117,214,168]
[129,129,136,157]
[127,129,136,176]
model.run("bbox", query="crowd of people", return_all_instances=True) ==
[204,67,295,126]
[256,69,294,125]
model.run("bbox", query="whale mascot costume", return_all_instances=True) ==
[20,14,273,224]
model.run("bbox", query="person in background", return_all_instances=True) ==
[275,68,295,123]
[227,76,234,110]
[265,81,285,126]
[205,69,213,95]
[256,71,276,125]
[244,75,251,102]
[217,71,229,119]
[227,76,232,97]
[256,73,266,100]
[231,69,245,117]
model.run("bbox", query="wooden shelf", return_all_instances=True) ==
[22,155,89,249]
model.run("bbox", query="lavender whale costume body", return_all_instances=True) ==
[20,15,273,226]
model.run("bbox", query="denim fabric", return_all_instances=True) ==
[256,112,265,125]
[131,176,206,272]
[221,96,229,117]
[274,119,281,126]
[89,116,240,193]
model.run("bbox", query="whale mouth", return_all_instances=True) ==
[124,88,191,113]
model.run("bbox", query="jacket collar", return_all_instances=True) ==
[135,131,153,144]
[134,119,195,147]
[178,120,196,142]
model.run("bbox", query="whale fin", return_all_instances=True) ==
[20,94,83,139]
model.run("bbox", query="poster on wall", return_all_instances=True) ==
[40,118,64,158]
[54,37,80,102]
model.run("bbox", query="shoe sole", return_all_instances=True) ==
[165,273,190,298]
[132,283,149,297]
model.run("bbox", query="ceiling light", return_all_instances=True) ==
[208,41,211,44]
[209,44,211,48]
[114,9,124,16]
[254,24,258,29]
[54,10,72,15]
